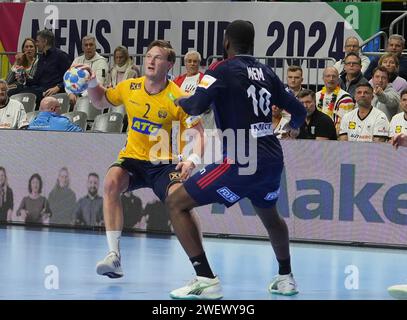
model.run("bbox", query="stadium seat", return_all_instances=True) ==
[62,111,88,131]
[10,93,37,113]
[91,112,124,133]
[74,96,102,121]
[108,104,126,116]
[52,93,71,114]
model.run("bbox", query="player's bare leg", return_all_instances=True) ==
[254,205,298,296]
[167,183,203,256]
[96,167,129,278]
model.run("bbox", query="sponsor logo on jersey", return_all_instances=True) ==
[349,121,356,129]
[169,172,181,181]
[216,187,240,203]
[131,117,162,135]
[250,122,273,138]
[130,82,142,90]
[378,126,388,134]
[264,188,280,201]
[396,125,402,133]
[158,110,168,119]
[198,75,217,89]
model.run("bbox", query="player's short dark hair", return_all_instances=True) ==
[147,40,176,64]
[225,20,255,55]
[297,89,315,100]
[36,29,55,47]
[400,89,407,98]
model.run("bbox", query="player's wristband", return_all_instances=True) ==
[187,153,201,167]
[88,77,98,88]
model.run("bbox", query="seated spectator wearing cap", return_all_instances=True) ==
[108,46,140,88]
[174,50,204,94]
[27,96,82,132]
[68,35,109,107]
[0,80,29,129]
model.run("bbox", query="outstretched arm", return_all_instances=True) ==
[75,64,114,110]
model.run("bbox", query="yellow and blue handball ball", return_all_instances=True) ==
[64,66,91,94]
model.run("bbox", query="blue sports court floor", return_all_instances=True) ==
[0,225,405,300]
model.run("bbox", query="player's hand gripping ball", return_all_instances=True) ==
[64,66,91,94]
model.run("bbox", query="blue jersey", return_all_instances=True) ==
[179,55,306,163]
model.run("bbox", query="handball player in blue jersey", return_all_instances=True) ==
[166,20,307,299]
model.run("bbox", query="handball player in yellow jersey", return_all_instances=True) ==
[82,40,204,279]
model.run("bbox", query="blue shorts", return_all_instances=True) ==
[184,158,283,208]
[111,158,182,202]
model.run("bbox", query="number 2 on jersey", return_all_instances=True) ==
[143,103,151,118]
[247,85,271,117]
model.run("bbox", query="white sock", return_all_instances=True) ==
[106,231,121,256]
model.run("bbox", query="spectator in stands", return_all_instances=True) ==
[7,29,71,105]
[174,50,216,138]
[16,173,52,224]
[27,96,82,132]
[389,89,407,140]
[334,36,370,75]
[371,53,407,94]
[297,89,337,140]
[48,167,77,225]
[339,83,389,142]
[0,167,13,223]
[108,46,140,88]
[174,50,204,94]
[272,105,290,139]
[74,172,103,227]
[6,38,38,90]
[286,65,304,97]
[316,67,354,134]
[339,52,369,98]
[371,66,400,121]
[121,191,143,229]
[68,35,109,106]
[365,34,407,81]
[0,80,29,129]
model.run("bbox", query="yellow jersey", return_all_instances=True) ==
[106,77,199,161]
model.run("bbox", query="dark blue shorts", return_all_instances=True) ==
[184,158,283,208]
[111,158,182,202]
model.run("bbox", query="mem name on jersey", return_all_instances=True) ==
[106,77,200,162]
[339,107,389,142]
